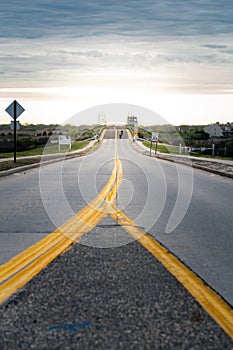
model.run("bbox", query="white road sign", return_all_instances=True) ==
[151,132,159,141]
[59,135,71,145]
[58,135,72,150]
[5,100,25,119]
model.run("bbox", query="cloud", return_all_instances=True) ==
[201,44,228,49]
[219,49,233,55]
[1,0,233,39]
[0,34,232,95]
[0,1,233,95]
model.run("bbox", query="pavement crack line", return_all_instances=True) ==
[0,137,233,340]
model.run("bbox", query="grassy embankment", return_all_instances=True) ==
[142,141,179,154]
[0,141,90,171]
[142,141,233,160]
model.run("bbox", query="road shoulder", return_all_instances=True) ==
[132,138,233,179]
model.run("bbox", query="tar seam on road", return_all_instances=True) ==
[0,131,233,340]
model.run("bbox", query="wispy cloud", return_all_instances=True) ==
[201,44,228,50]
[0,1,232,95]
[1,0,233,38]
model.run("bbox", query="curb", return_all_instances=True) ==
[156,154,233,180]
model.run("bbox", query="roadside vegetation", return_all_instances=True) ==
[137,125,233,159]
[142,141,180,154]
[0,122,103,159]
[0,141,90,159]
[0,123,104,171]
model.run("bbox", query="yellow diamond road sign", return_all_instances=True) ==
[5,100,25,119]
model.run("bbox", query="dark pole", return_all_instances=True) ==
[13,100,17,163]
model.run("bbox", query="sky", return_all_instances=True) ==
[0,0,233,126]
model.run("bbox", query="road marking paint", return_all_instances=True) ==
[0,236,72,302]
[1,134,233,341]
[101,154,233,339]
[0,205,108,286]
[0,231,64,284]
[0,206,109,303]
[108,202,233,339]
[0,147,119,303]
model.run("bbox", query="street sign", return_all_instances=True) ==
[58,135,72,150]
[11,121,20,130]
[5,100,25,120]
[150,132,159,155]
[59,135,72,145]
[151,132,159,142]
[5,100,25,163]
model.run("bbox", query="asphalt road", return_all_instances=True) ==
[0,129,233,348]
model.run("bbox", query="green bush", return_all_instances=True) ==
[16,138,35,151]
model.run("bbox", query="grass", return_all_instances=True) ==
[0,141,90,158]
[0,158,44,171]
[0,141,92,172]
[142,141,233,160]
[142,141,180,154]
[71,140,89,151]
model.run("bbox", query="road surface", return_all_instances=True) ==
[0,129,233,349]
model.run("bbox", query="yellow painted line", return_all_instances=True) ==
[0,207,97,282]
[0,206,108,304]
[0,236,73,302]
[108,204,233,339]
[0,157,118,282]
[107,154,233,338]
[106,160,122,203]
[4,131,232,342]
[0,205,107,284]
[66,208,108,242]
[0,146,118,304]
[0,231,64,283]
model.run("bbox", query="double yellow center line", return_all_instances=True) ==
[0,155,121,304]
[0,131,233,339]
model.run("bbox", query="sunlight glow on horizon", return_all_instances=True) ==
[1,1,232,127]
[1,87,232,126]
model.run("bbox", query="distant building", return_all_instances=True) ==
[204,122,233,138]
[127,115,138,132]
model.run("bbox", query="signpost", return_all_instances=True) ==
[10,121,20,131]
[150,132,159,155]
[132,131,137,142]
[151,132,159,142]
[58,135,72,151]
[5,100,25,163]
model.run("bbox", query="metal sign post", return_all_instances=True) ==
[150,139,152,155]
[13,101,17,163]
[155,140,158,154]
[151,132,159,155]
[5,100,25,163]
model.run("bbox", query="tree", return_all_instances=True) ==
[226,138,233,156]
